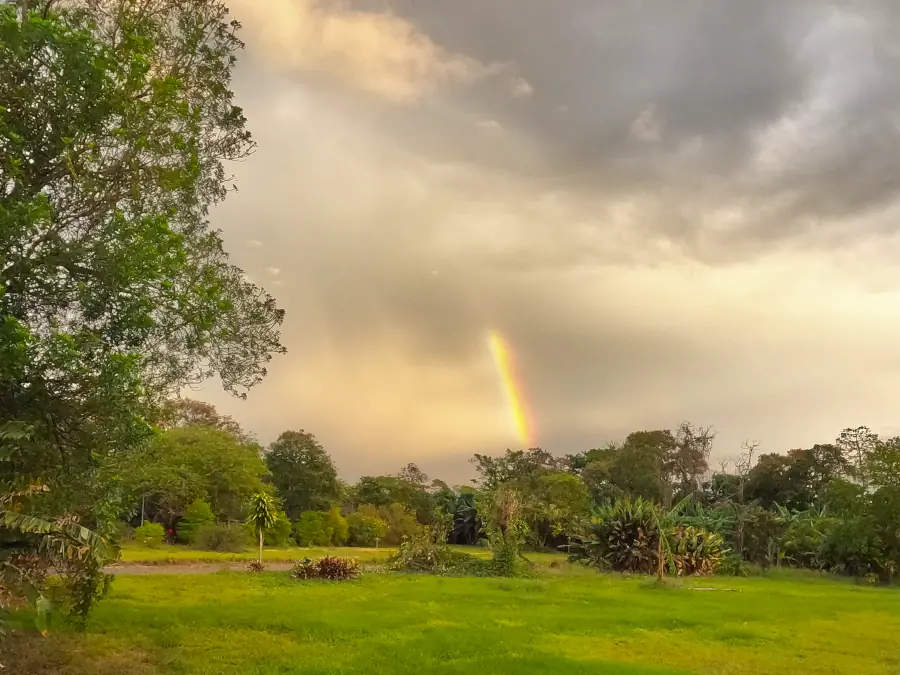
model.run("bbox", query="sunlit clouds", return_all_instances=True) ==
[199,0,900,482]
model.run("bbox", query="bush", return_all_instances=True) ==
[134,522,165,548]
[779,510,834,569]
[113,521,135,543]
[326,506,349,545]
[569,498,723,577]
[178,499,215,544]
[378,503,420,545]
[669,526,725,576]
[194,522,250,552]
[390,528,477,574]
[291,556,360,580]
[264,511,293,547]
[347,509,388,547]
[294,511,333,546]
[569,498,661,573]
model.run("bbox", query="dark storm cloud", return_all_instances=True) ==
[341,0,900,249]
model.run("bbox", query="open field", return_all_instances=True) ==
[116,543,567,568]
[7,568,899,675]
[117,543,398,565]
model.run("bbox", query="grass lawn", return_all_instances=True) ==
[116,543,567,568]
[117,542,398,565]
[6,569,899,674]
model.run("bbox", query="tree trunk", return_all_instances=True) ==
[657,534,664,581]
[258,530,263,565]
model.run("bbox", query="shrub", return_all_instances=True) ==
[569,498,661,573]
[134,522,165,548]
[378,503,420,545]
[294,511,333,546]
[178,499,215,544]
[325,506,349,546]
[113,521,135,543]
[390,528,476,574]
[264,511,293,547]
[247,561,265,572]
[779,510,834,569]
[291,556,360,580]
[568,498,723,577]
[669,526,725,576]
[818,516,883,578]
[347,510,388,547]
[194,522,250,552]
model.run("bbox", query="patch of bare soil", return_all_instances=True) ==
[105,562,293,575]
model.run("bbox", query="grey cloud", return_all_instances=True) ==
[199,1,900,483]
[288,0,900,251]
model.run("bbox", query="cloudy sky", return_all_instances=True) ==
[197,0,900,483]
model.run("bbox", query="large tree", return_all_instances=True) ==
[117,425,267,527]
[0,0,283,516]
[265,430,339,519]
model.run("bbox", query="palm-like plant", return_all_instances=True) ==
[246,492,278,567]
[1,483,114,634]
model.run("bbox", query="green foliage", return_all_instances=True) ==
[0,485,116,633]
[482,485,529,577]
[0,0,283,507]
[291,556,360,580]
[569,497,724,577]
[295,511,334,546]
[178,499,215,544]
[134,522,165,548]
[194,523,250,553]
[668,526,725,576]
[868,437,900,490]
[346,509,388,547]
[376,503,420,545]
[778,508,834,569]
[325,506,349,546]
[247,492,279,564]
[264,511,293,547]
[266,431,339,519]
[389,517,478,575]
[118,426,268,527]
[525,471,591,548]
[570,497,662,573]
[350,467,437,524]
[746,446,848,510]
[113,521,135,543]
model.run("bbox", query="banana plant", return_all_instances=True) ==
[0,483,113,635]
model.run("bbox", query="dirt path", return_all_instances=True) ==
[105,562,294,575]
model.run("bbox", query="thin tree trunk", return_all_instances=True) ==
[258,530,263,565]
[657,534,664,581]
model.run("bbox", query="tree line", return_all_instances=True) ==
[121,400,900,583]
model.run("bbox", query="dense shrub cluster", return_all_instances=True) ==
[291,556,360,580]
[389,529,477,575]
[194,523,250,552]
[669,526,725,576]
[177,500,215,544]
[569,498,724,577]
[134,523,165,549]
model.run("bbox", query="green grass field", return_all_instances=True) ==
[117,542,397,565]
[115,543,566,568]
[7,564,899,674]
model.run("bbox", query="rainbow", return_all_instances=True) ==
[487,329,536,448]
